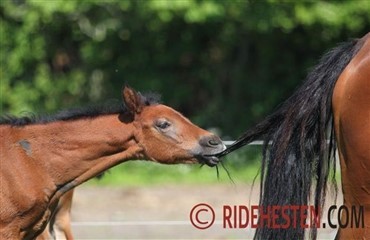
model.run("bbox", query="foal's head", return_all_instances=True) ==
[123,86,225,166]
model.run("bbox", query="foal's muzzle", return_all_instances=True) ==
[196,135,226,167]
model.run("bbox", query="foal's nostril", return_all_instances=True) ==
[199,135,222,148]
[208,139,220,146]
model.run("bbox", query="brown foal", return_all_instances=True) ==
[0,86,225,239]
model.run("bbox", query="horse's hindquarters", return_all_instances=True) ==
[332,33,370,240]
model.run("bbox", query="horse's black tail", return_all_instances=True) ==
[217,38,361,239]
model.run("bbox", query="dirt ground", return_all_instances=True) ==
[70,184,342,239]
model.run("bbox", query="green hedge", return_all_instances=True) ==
[2,0,369,138]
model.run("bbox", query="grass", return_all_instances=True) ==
[85,145,341,187]
[87,147,262,187]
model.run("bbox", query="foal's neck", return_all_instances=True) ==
[20,114,143,193]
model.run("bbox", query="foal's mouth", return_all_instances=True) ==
[196,155,220,167]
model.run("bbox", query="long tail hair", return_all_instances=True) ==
[217,38,361,239]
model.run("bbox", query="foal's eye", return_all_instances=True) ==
[155,119,171,130]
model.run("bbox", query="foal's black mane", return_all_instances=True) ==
[0,92,160,127]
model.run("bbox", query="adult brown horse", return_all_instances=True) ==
[0,86,225,239]
[217,33,370,239]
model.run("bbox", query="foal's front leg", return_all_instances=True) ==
[37,190,74,240]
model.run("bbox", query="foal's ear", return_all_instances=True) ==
[122,86,143,114]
